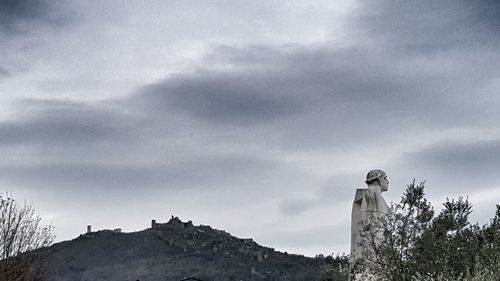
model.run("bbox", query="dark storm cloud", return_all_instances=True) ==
[131,45,430,129]
[130,37,500,154]
[0,0,74,80]
[462,1,500,37]
[0,99,131,146]
[0,163,172,189]
[0,0,47,25]
[5,0,500,200]
[402,140,500,188]
[355,0,500,53]
[0,96,290,192]
[0,0,70,35]
[0,152,282,191]
[132,70,307,125]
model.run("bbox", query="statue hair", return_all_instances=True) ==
[365,169,386,185]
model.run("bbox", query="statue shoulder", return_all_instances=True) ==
[353,188,366,203]
[361,187,389,213]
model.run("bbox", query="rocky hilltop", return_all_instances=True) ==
[46,217,326,281]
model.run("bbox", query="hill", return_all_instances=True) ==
[45,216,327,281]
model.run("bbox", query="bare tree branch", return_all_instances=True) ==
[0,192,54,281]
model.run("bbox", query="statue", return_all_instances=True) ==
[361,169,389,215]
[349,169,390,280]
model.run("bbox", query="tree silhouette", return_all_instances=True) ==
[0,192,54,281]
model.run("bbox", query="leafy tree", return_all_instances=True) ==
[356,180,433,280]
[0,192,54,281]
[355,181,500,281]
[475,204,500,280]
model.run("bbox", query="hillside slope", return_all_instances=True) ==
[46,217,324,281]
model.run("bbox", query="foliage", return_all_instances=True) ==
[320,253,349,281]
[355,181,500,281]
[0,192,54,281]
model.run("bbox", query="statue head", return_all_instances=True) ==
[365,169,388,192]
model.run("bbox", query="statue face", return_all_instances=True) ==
[380,174,389,192]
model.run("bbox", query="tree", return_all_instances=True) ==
[356,181,500,281]
[474,204,500,280]
[0,192,54,281]
[357,180,434,280]
[422,197,478,279]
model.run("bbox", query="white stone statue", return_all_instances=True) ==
[350,169,389,280]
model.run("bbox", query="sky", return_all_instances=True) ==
[1,0,500,257]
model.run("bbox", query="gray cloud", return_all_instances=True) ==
[256,224,349,253]
[5,0,498,198]
[131,45,414,131]
[132,70,307,125]
[128,37,500,155]
[0,99,132,146]
[402,140,500,190]
[0,0,70,35]
[0,97,286,191]
[3,0,500,256]
[279,173,359,217]
[354,0,500,54]
[0,65,10,78]
[0,0,47,30]
[461,1,500,38]
[0,98,293,195]
[0,0,75,79]
[0,153,284,193]
[280,199,315,217]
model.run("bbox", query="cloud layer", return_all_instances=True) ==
[1,0,500,256]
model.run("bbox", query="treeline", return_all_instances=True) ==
[358,181,500,281]
[322,181,500,281]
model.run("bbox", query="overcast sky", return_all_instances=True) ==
[2,0,500,256]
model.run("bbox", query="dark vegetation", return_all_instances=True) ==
[355,181,500,281]
[46,217,325,281]
[319,253,349,281]
[0,193,54,281]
